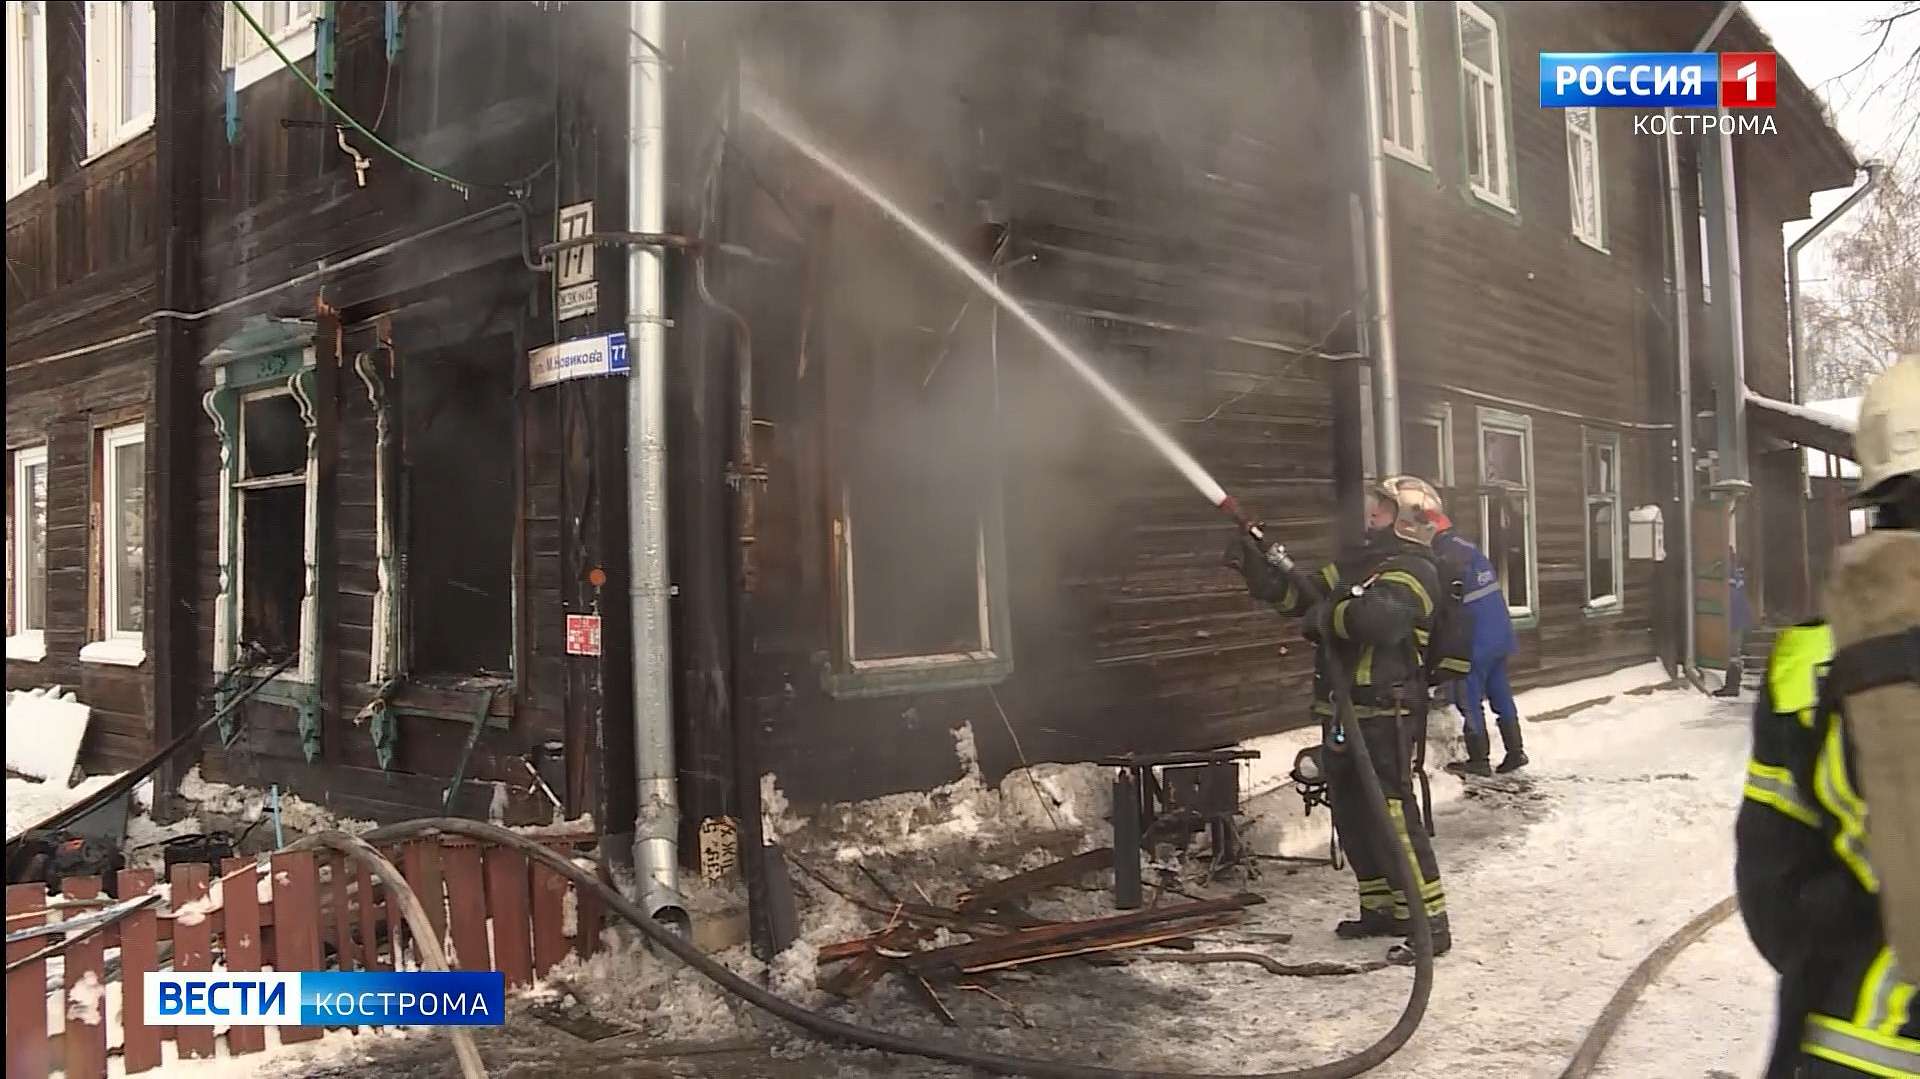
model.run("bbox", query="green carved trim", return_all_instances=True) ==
[203,316,318,374]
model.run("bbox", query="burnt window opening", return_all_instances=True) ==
[824,224,1013,696]
[234,390,308,663]
[401,342,515,679]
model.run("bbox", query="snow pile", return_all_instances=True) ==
[177,767,377,837]
[5,772,124,840]
[66,971,106,1028]
[766,721,1111,866]
[6,684,90,782]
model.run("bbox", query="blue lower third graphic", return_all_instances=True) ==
[146,971,506,1026]
[302,971,506,1026]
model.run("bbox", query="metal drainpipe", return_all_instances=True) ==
[1660,0,1740,679]
[1662,127,1700,677]
[1789,163,1883,404]
[627,0,686,930]
[1356,0,1400,475]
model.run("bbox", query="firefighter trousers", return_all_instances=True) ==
[1327,707,1446,923]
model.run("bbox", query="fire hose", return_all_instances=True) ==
[362,606,1435,1079]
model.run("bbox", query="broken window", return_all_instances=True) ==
[9,444,48,661]
[81,420,146,666]
[236,390,308,664]
[1477,409,1536,619]
[401,343,515,678]
[825,223,1011,697]
[1585,432,1623,610]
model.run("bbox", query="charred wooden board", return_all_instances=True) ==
[956,848,1113,914]
[895,895,1259,978]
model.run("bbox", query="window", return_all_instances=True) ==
[234,390,312,667]
[1373,1,1426,166]
[6,1,48,198]
[401,341,516,679]
[1696,172,1713,304]
[223,1,319,92]
[84,2,155,156]
[1476,409,1537,619]
[81,423,146,665]
[1402,404,1454,489]
[823,219,1011,697]
[1456,1,1512,210]
[9,445,49,661]
[1584,432,1623,610]
[1567,107,1604,249]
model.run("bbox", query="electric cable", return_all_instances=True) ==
[229,1,526,198]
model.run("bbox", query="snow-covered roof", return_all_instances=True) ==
[1746,389,1858,438]
[1803,396,1862,424]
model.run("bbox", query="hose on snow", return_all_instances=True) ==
[359,614,1435,1079]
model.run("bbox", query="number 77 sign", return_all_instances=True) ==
[1720,52,1777,108]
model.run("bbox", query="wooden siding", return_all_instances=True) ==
[5,1,160,773]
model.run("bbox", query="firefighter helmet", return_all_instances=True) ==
[1377,475,1446,546]
[1854,354,1920,501]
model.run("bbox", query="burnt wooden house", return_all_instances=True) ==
[6,1,1860,909]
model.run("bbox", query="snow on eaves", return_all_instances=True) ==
[1746,388,1858,436]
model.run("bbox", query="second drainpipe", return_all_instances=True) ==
[1661,0,1740,679]
[1789,163,1883,404]
[1356,1,1400,475]
[628,0,687,930]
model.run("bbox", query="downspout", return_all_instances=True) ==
[627,0,686,929]
[1662,129,1699,677]
[1356,1,1400,475]
[1661,0,1740,679]
[1789,163,1882,404]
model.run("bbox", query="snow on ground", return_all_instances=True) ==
[107,667,1776,1078]
[6,772,126,840]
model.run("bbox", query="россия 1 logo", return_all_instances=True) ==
[1540,52,1776,108]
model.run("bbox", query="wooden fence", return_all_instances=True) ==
[5,834,605,1079]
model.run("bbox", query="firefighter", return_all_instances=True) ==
[1227,476,1451,962]
[1736,355,1919,1078]
[1431,517,1526,776]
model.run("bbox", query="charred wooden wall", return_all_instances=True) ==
[5,1,160,773]
[156,2,612,824]
[699,2,1361,807]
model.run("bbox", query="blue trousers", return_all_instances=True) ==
[1453,654,1518,739]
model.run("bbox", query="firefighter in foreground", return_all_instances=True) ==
[1736,355,1919,1078]
[1227,475,1457,963]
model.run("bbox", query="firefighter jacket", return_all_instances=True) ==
[1240,533,1441,720]
[1736,622,1920,1078]
[1431,529,1515,662]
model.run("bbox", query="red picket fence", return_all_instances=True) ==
[4,834,605,1079]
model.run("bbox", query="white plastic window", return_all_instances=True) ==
[6,1,49,198]
[10,445,50,661]
[85,2,156,156]
[1457,1,1513,210]
[223,0,319,92]
[1373,1,1427,166]
[1567,107,1604,249]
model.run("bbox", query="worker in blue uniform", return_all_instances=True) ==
[1431,516,1527,777]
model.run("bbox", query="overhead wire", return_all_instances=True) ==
[229,0,526,198]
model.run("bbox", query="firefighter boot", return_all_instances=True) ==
[1445,732,1493,777]
[1334,910,1400,939]
[1495,717,1529,774]
[1386,913,1452,965]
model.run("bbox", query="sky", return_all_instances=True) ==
[1745,1,1917,239]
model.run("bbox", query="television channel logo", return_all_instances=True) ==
[1539,52,1777,108]
[145,971,507,1027]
